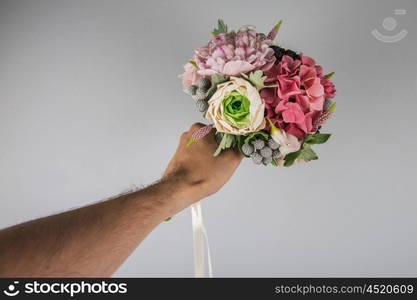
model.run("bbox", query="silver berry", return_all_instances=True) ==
[196,99,208,112]
[268,138,279,150]
[195,87,207,100]
[198,78,211,90]
[241,143,254,156]
[251,139,265,150]
[262,156,273,165]
[251,152,263,165]
[272,149,280,159]
[260,146,272,158]
[187,85,198,96]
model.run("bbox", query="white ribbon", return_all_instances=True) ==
[191,201,213,277]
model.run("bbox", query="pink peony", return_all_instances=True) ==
[194,27,276,76]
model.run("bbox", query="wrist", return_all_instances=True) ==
[159,172,204,213]
[126,173,202,223]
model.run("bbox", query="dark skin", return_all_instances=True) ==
[0,123,242,277]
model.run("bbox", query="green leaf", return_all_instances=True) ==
[212,19,228,36]
[224,134,234,148]
[305,133,331,145]
[236,135,245,155]
[164,217,172,222]
[328,102,337,113]
[284,145,319,167]
[213,133,236,156]
[267,20,283,40]
[284,133,328,166]
[188,60,198,69]
[273,20,283,32]
[205,86,216,102]
[211,74,229,85]
[243,131,269,145]
[283,149,301,167]
[213,141,224,157]
[271,159,278,167]
[241,70,268,91]
[324,71,335,79]
[299,145,318,161]
[205,74,229,103]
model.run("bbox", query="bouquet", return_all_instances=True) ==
[180,20,337,167]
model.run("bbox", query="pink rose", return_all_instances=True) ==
[179,60,202,91]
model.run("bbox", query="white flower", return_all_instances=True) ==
[205,77,265,135]
[268,119,301,157]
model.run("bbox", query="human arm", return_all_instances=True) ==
[0,123,242,277]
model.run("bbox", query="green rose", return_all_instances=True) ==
[205,77,266,135]
[222,90,250,128]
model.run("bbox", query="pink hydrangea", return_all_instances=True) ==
[276,75,302,100]
[194,27,276,76]
[301,56,336,99]
[321,78,336,99]
[265,55,301,77]
[260,55,336,139]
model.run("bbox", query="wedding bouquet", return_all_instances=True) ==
[180,19,336,167]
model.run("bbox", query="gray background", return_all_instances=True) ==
[0,0,416,277]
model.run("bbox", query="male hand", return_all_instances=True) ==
[163,123,243,205]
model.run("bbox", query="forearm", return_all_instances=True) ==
[0,176,194,277]
[0,123,242,277]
